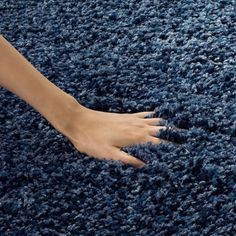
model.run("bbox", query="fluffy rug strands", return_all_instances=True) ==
[0,0,236,235]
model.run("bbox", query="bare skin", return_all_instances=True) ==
[0,34,170,168]
[62,106,169,168]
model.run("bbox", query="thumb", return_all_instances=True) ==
[110,147,146,169]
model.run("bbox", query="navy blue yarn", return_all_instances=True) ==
[0,0,236,235]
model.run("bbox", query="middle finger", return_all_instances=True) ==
[147,126,167,136]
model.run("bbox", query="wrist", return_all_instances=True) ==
[45,92,87,135]
[0,35,88,136]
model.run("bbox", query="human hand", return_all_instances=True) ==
[61,104,171,168]
[0,35,172,168]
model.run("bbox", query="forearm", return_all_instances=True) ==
[0,35,84,133]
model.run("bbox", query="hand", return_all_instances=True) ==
[61,104,170,168]
[0,35,171,168]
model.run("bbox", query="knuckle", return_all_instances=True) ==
[143,134,151,142]
[135,122,148,129]
[134,131,146,140]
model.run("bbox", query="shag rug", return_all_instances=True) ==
[0,0,236,235]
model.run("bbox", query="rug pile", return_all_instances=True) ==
[0,0,235,235]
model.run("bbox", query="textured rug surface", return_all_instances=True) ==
[0,0,236,235]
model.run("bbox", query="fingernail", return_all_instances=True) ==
[138,164,145,169]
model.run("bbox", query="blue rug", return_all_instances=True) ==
[0,0,236,235]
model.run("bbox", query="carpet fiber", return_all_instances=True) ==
[0,0,236,235]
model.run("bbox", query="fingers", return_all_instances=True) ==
[146,136,171,145]
[143,118,187,132]
[143,118,168,126]
[132,111,155,118]
[109,147,146,169]
[147,126,167,136]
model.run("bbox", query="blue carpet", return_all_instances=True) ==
[0,0,236,235]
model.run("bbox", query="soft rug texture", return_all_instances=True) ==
[0,0,236,235]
